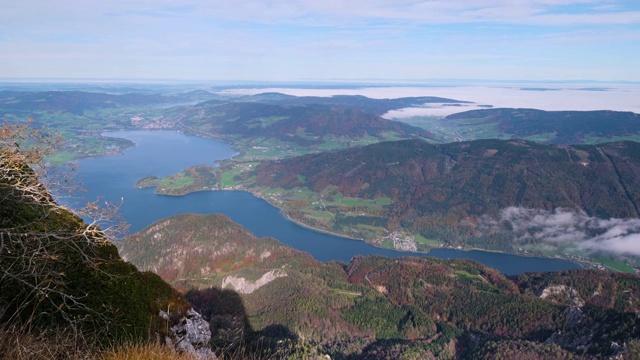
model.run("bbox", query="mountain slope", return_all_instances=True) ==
[445,108,640,144]
[167,101,437,147]
[0,142,194,347]
[0,90,219,115]
[234,93,468,116]
[122,213,640,359]
[122,213,318,292]
[246,138,640,252]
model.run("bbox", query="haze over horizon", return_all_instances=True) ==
[2,0,639,82]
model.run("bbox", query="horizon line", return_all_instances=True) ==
[1,77,640,86]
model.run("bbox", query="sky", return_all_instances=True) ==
[1,0,640,82]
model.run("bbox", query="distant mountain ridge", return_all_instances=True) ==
[234,92,469,115]
[169,100,438,146]
[0,90,218,115]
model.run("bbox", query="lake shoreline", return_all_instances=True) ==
[144,178,584,270]
[72,130,584,274]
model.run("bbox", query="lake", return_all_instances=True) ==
[73,130,581,275]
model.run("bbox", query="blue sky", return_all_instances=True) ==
[1,0,639,82]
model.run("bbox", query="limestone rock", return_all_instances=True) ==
[161,308,217,359]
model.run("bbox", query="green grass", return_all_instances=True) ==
[596,257,635,273]
[45,152,76,165]
[457,122,506,140]
[220,171,238,187]
[378,131,405,142]
[330,288,362,297]
[319,134,380,149]
[522,132,558,142]
[455,270,487,283]
[249,186,394,240]
[316,135,375,150]
[304,211,334,220]
[220,162,260,187]
[580,134,640,145]
[415,234,439,245]
[392,116,443,129]
[393,115,511,142]
[380,239,394,249]
[257,116,287,128]
[331,194,391,207]
[353,223,386,233]
[234,131,402,162]
[159,176,194,190]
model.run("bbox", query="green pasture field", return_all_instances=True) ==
[415,234,439,246]
[46,151,75,165]
[330,193,391,208]
[455,270,481,280]
[330,288,362,297]
[220,171,238,187]
[157,175,194,190]
[392,115,507,142]
[581,134,640,145]
[595,257,635,273]
[521,132,557,142]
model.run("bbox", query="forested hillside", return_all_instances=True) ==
[122,213,640,359]
[233,93,468,116]
[0,89,217,114]
[166,100,437,149]
[444,108,640,144]
[246,138,640,254]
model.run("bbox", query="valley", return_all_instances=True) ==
[6,2,640,358]
[3,86,639,273]
[76,129,580,275]
[2,84,640,359]
[136,137,640,272]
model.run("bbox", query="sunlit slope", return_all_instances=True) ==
[246,138,640,251]
[444,108,640,144]
[122,213,640,359]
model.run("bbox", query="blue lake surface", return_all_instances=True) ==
[74,130,581,275]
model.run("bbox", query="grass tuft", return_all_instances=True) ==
[0,324,94,360]
[101,342,197,360]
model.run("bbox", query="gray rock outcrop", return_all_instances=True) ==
[160,308,217,359]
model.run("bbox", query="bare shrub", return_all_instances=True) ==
[0,120,127,331]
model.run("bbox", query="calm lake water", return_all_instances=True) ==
[74,130,581,275]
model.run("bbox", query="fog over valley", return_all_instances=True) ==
[220,84,640,118]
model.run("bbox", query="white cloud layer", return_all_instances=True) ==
[221,85,640,115]
[500,207,640,256]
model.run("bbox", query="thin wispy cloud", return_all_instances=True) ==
[181,1,640,26]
